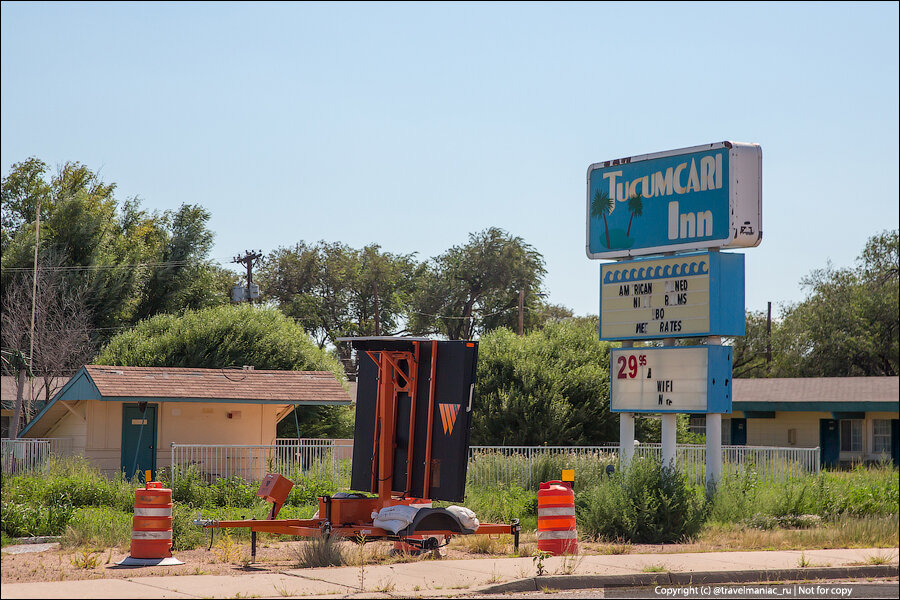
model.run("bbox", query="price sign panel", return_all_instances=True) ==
[610,345,732,414]
[599,251,744,341]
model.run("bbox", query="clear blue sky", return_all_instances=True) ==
[3,2,898,319]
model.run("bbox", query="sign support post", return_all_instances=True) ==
[620,412,635,467]
[660,338,677,468]
[706,335,723,490]
[619,340,636,468]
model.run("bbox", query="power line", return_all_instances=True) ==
[0,256,235,273]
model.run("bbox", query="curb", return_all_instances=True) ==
[5,536,62,546]
[475,565,900,594]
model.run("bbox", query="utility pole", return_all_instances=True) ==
[766,301,772,367]
[517,289,525,336]
[232,250,263,303]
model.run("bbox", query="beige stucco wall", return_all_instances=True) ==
[725,410,898,463]
[744,411,828,449]
[44,401,88,455]
[43,400,289,477]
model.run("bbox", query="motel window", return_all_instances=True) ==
[840,419,863,452]
[0,415,9,439]
[688,415,706,436]
[873,419,891,454]
[721,419,731,445]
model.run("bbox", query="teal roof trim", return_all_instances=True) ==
[19,367,100,437]
[733,401,898,413]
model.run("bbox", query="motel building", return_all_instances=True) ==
[13,365,351,478]
[688,377,899,468]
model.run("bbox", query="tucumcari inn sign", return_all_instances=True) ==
[585,141,762,259]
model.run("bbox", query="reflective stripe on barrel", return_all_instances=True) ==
[129,483,174,559]
[537,481,577,556]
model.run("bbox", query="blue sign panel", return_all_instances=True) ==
[599,251,745,341]
[610,345,733,414]
[586,142,762,259]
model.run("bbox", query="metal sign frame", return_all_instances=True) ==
[610,345,733,414]
[599,251,745,341]
[586,141,762,259]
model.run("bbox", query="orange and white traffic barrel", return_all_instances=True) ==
[537,480,578,555]
[117,474,183,566]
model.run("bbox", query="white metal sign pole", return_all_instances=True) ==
[619,343,636,468]
[706,336,723,489]
[660,339,677,468]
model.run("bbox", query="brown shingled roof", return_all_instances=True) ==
[84,365,350,404]
[733,377,899,404]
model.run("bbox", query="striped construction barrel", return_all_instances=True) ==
[537,481,577,555]
[130,482,173,559]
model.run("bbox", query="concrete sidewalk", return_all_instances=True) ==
[1,547,897,599]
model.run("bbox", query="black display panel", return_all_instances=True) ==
[348,338,477,502]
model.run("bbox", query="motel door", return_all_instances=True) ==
[819,419,840,469]
[730,418,747,446]
[121,403,158,479]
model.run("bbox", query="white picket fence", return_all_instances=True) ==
[169,439,354,484]
[467,444,820,488]
[0,438,73,474]
[167,441,820,487]
[1,436,820,485]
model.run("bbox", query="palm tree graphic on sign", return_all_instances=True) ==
[626,193,643,237]
[591,189,614,249]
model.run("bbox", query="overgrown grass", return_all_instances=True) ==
[1,456,137,512]
[62,506,132,549]
[699,514,899,549]
[707,462,899,526]
[292,535,349,567]
[3,454,897,555]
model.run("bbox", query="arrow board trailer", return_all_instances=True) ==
[586,141,762,259]
[610,345,733,414]
[599,251,745,341]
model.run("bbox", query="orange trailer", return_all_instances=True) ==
[196,338,519,559]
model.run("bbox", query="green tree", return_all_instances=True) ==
[1,159,230,339]
[409,227,546,340]
[775,230,898,377]
[729,310,773,378]
[258,241,420,370]
[134,204,235,320]
[95,304,353,438]
[729,230,898,378]
[473,317,657,445]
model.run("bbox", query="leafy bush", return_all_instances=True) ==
[576,457,706,543]
[473,320,619,446]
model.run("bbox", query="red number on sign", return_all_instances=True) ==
[618,355,642,379]
[639,355,647,366]
[628,355,638,378]
[616,356,627,379]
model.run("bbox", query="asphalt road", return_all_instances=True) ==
[467,579,900,599]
